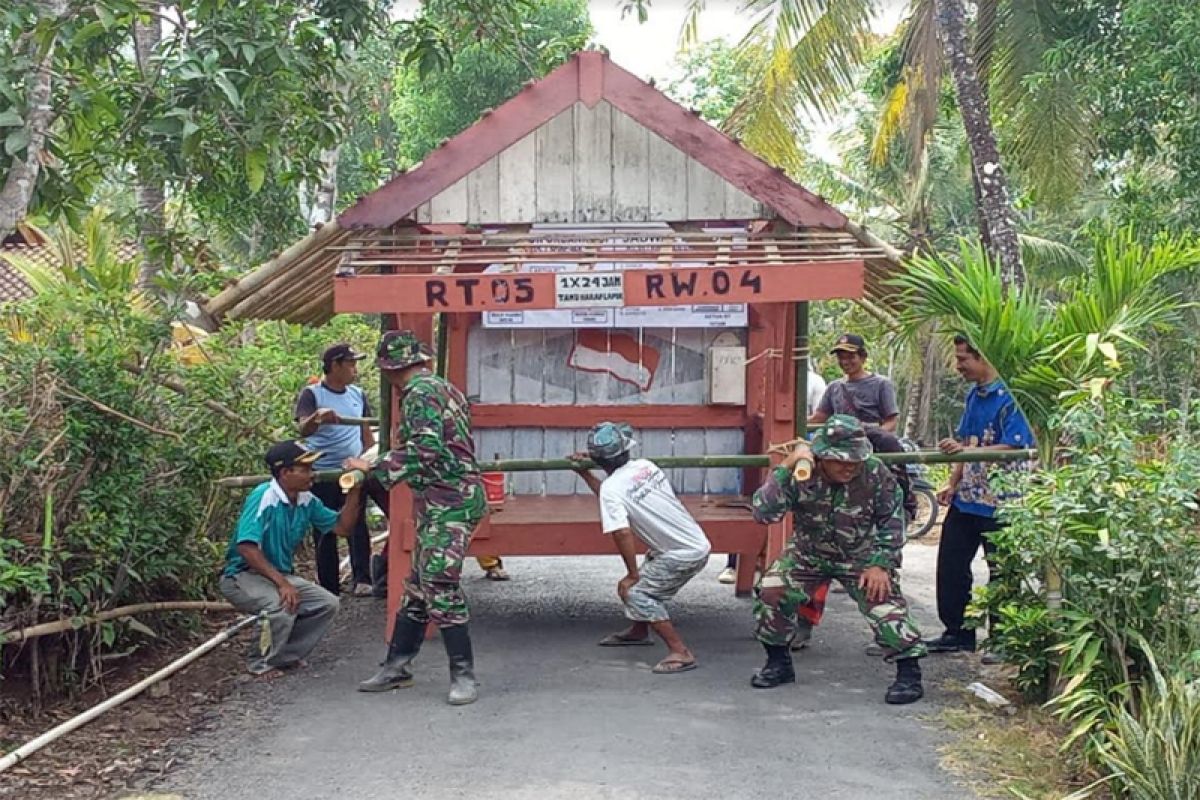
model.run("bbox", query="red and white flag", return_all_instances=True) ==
[567,330,661,391]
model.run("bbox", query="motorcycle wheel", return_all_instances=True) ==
[908,487,940,540]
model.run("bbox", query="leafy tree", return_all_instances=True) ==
[0,0,387,278]
[1061,0,1200,233]
[643,0,1109,287]
[386,0,591,168]
[662,40,758,126]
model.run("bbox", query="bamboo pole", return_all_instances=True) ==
[474,449,1037,472]
[0,614,260,774]
[214,449,1036,489]
[0,601,235,644]
[216,469,345,489]
[326,415,379,426]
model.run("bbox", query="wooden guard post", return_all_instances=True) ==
[325,51,878,641]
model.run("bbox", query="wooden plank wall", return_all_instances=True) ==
[468,320,747,495]
[415,101,766,224]
[475,426,744,497]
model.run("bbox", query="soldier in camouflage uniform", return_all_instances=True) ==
[346,330,487,705]
[750,415,927,704]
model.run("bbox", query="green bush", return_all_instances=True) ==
[977,397,1200,763]
[1090,649,1200,799]
[0,286,377,694]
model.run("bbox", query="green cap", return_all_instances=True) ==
[377,330,433,371]
[811,414,873,462]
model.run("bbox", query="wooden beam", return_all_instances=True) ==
[335,260,864,314]
[470,403,747,429]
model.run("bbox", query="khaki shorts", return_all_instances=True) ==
[624,554,708,623]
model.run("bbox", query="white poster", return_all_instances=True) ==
[480,224,748,329]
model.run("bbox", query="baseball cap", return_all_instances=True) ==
[830,333,867,355]
[377,330,434,371]
[586,422,637,460]
[322,342,367,372]
[264,439,322,471]
[811,415,874,462]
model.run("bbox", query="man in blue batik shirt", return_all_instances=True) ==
[925,335,1034,658]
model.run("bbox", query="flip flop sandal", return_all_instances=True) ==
[652,657,698,674]
[598,632,656,647]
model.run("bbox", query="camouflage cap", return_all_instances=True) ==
[811,414,874,462]
[376,330,433,371]
[587,421,637,460]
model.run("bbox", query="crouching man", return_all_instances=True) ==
[219,440,363,677]
[750,415,927,704]
[569,422,711,675]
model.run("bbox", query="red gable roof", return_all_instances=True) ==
[338,50,847,231]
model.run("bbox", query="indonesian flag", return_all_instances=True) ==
[568,330,661,391]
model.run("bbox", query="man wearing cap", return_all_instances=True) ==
[219,440,364,677]
[809,334,899,433]
[568,422,711,675]
[345,330,487,705]
[295,343,376,597]
[749,415,927,704]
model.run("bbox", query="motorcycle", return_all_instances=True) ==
[901,438,940,540]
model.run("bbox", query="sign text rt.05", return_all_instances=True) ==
[333,261,865,314]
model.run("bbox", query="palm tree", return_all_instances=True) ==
[681,0,1090,288]
[890,229,1200,458]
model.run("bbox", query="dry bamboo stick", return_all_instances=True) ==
[0,601,235,644]
[120,364,253,430]
[342,254,884,270]
[56,386,182,440]
[0,614,260,774]
[206,222,346,318]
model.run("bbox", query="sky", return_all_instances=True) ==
[589,1,908,84]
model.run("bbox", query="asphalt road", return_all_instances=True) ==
[151,543,982,800]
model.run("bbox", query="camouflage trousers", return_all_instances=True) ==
[401,488,486,628]
[753,548,927,661]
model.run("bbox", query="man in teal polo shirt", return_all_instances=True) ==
[219,439,364,676]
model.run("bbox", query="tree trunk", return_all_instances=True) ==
[134,12,166,290]
[306,146,341,226]
[933,0,1026,288]
[916,325,940,444]
[0,0,67,243]
[902,323,941,445]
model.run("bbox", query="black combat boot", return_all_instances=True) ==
[357,611,424,692]
[369,552,388,598]
[442,624,478,706]
[751,644,796,688]
[885,657,924,704]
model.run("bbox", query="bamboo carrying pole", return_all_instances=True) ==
[0,614,261,775]
[215,449,1037,489]
[0,601,234,645]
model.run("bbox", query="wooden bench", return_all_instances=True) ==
[385,493,765,630]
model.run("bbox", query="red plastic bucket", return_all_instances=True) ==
[482,472,506,505]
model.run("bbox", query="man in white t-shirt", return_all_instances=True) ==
[569,422,712,675]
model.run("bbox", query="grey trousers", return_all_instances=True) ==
[219,571,340,673]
